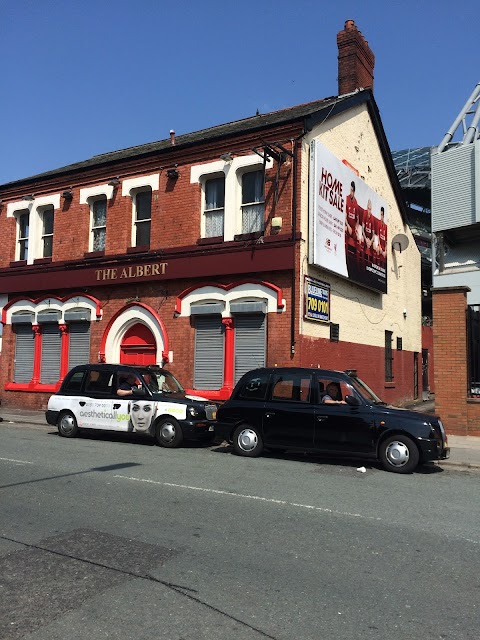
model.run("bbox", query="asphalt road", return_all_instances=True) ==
[1,423,479,640]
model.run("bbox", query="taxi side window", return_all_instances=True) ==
[271,374,312,403]
[63,370,85,393]
[238,372,269,400]
[85,369,113,396]
[318,379,353,402]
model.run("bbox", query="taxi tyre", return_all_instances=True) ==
[378,434,420,474]
[155,417,184,448]
[57,411,79,438]
[232,424,263,458]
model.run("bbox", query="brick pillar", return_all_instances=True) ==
[337,19,375,95]
[432,286,469,435]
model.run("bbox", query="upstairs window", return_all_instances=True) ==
[91,197,107,251]
[18,211,30,260]
[41,206,54,258]
[205,177,225,238]
[242,170,264,234]
[134,189,152,248]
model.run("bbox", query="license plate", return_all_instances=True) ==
[208,425,214,431]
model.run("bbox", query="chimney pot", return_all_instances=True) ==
[170,129,175,145]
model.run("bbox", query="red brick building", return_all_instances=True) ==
[0,21,423,411]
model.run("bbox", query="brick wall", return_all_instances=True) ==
[298,334,417,406]
[432,286,480,436]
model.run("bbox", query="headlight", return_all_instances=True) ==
[188,406,199,418]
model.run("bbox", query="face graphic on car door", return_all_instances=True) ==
[129,400,157,433]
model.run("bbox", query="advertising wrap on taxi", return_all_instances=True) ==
[309,140,388,294]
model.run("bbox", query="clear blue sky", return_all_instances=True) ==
[1,0,478,185]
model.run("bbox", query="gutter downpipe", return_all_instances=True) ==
[290,129,305,358]
[291,137,298,357]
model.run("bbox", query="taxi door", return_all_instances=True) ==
[314,376,375,454]
[262,372,315,450]
[78,367,118,431]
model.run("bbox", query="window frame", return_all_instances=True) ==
[40,205,55,258]
[203,175,225,238]
[240,169,265,235]
[17,210,30,261]
[385,330,394,382]
[90,196,108,252]
[132,188,152,249]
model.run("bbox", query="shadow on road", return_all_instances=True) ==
[210,442,444,474]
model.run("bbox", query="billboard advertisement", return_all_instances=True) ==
[309,140,388,294]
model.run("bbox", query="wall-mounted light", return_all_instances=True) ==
[220,152,233,163]
[22,194,35,201]
[166,168,179,179]
[108,177,120,187]
[62,189,73,200]
[271,216,283,233]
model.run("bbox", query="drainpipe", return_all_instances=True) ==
[290,137,298,357]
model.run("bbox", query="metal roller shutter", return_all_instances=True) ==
[193,316,224,389]
[234,314,266,384]
[40,325,61,384]
[13,325,35,383]
[68,323,91,370]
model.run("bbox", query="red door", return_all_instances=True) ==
[120,323,157,365]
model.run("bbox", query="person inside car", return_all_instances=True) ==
[322,382,347,405]
[117,373,143,397]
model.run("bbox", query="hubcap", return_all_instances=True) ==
[237,428,258,452]
[60,414,75,435]
[385,441,410,467]
[160,422,176,442]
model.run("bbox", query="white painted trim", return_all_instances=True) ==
[8,196,61,264]
[34,194,61,210]
[4,296,101,325]
[177,283,286,317]
[79,184,115,204]
[122,173,160,196]
[191,154,272,242]
[7,201,33,218]
[104,306,165,364]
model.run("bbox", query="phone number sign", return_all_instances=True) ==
[304,276,330,322]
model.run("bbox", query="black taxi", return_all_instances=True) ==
[215,367,450,473]
[46,363,217,447]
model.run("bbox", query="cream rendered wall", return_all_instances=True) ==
[299,104,421,353]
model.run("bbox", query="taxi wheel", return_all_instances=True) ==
[155,417,184,448]
[232,424,263,458]
[379,434,419,473]
[57,411,79,438]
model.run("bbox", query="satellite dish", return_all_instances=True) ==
[391,233,409,253]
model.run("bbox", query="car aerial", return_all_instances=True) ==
[215,367,450,473]
[46,364,218,447]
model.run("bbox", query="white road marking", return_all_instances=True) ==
[0,457,33,465]
[114,474,480,545]
[114,475,381,521]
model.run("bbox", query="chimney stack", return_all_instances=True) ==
[337,19,375,96]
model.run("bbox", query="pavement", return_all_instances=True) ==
[1,400,480,471]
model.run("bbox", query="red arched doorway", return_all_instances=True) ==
[120,323,157,365]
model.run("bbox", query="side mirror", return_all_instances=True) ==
[345,395,360,406]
